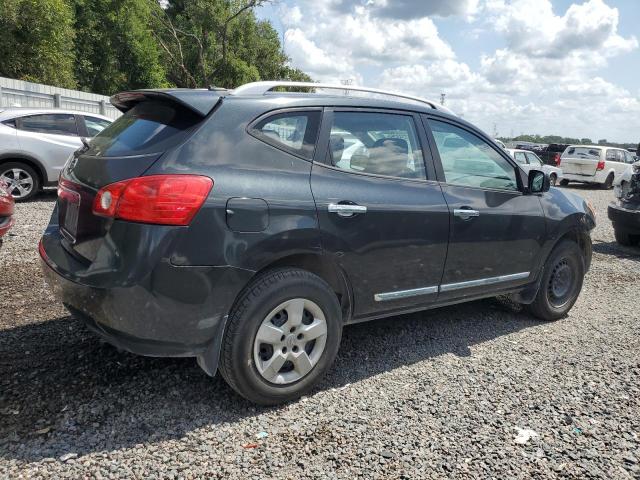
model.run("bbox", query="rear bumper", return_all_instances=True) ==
[39,226,254,372]
[561,171,607,184]
[608,203,640,235]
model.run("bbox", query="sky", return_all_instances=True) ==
[256,0,640,143]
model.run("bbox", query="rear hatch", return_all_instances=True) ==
[561,146,602,176]
[58,90,220,262]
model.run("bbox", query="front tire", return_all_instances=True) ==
[549,174,557,186]
[527,240,585,321]
[0,162,40,201]
[219,268,342,405]
[559,179,569,186]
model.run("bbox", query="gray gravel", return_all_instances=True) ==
[1,185,639,479]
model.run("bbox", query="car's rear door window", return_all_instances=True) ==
[84,116,111,137]
[84,101,201,157]
[514,152,527,165]
[525,152,543,167]
[251,110,321,160]
[429,120,518,191]
[18,114,78,136]
[326,111,426,180]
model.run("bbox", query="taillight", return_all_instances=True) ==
[596,160,605,171]
[554,153,561,166]
[93,175,213,226]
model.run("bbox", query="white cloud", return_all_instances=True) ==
[270,0,639,141]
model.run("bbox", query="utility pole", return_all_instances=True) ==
[440,93,446,105]
[341,78,353,96]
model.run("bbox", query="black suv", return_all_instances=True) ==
[40,82,595,405]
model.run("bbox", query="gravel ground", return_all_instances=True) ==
[1,186,639,479]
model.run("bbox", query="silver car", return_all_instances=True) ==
[507,148,563,186]
[0,109,112,200]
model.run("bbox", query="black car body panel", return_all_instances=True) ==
[40,89,596,377]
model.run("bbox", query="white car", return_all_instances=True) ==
[613,160,640,199]
[559,145,634,189]
[506,148,563,186]
[0,108,112,200]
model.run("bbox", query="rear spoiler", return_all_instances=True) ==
[110,89,226,117]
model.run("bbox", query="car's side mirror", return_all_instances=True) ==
[528,169,550,193]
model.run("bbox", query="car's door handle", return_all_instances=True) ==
[454,208,480,220]
[328,203,367,217]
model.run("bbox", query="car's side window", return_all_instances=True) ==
[251,111,321,160]
[514,152,527,165]
[18,114,79,136]
[84,117,111,137]
[429,120,518,191]
[326,111,426,180]
[605,149,617,162]
[525,152,543,167]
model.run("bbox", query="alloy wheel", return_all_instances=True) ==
[253,298,328,385]
[1,168,34,199]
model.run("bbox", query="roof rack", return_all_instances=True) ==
[231,81,455,115]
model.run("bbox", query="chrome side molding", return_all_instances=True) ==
[374,272,530,301]
[374,285,438,302]
[439,272,530,292]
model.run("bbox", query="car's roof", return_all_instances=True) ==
[507,148,535,154]
[0,108,111,121]
[565,144,622,150]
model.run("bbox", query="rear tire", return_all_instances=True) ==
[614,229,638,246]
[527,240,585,321]
[602,173,614,190]
[0,161,40,201]
[559,179,569,186]
[219,268,342,405]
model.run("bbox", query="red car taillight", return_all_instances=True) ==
[554,153,561,166]
[93,175,213,226]
[596,160,605,171]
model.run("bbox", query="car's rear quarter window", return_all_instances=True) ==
[250,110,321,160]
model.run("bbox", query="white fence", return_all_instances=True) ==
[0,77,121,119]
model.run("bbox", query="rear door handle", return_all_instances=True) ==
[454,208,480,220]
[328,203,367,217]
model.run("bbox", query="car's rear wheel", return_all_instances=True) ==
[527,240,584,321]
[614,229,639,246]
[219,268,342,405]
[0,162,40,201]
[559,179,569,186]
[602,173,614,190]
[549,173,557,186]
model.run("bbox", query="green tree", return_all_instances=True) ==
[0,0,76,88]
[153,0,311,88]
[73,0,169,95]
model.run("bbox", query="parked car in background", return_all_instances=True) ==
[609,160,640,246]
[559,145,634,189]
[0,109,112,201]
[507,148,563,186]
[537,143,568,167]
[0,179,15,238]
[40,81,595,405]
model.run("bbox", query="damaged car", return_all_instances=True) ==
[608,161,640,246]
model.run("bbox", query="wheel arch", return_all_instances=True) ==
[0,153,48,185]
[251,253,353,323]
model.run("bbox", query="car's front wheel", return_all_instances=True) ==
[549,173,557,186]
[527,240,585,321]
[219,268,342,405]
[559,179,569,186]
[0,162,40,201]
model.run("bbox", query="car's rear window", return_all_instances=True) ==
[563,147,601,159]
[84,101,201,157]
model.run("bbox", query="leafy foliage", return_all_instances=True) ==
[0,0,77,88]
[0,0,310,94]
[497,133,637,150]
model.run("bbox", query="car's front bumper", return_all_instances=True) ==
[608,203,640,235]
[39,226,254,374]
